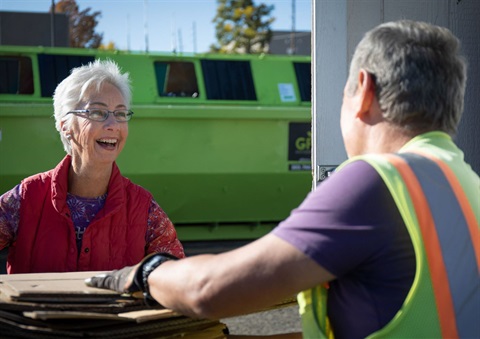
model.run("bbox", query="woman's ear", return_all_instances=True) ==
[61,122,71,140]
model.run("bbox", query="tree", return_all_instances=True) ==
[99,41,118,51]
[51,0,103,48]
[211,0,275,54]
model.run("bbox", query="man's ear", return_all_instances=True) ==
[356,69,376,120]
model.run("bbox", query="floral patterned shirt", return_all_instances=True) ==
[0,184,184,259]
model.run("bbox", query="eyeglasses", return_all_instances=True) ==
[67,109,134,122]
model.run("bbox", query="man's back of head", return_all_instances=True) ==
[346,20,467,136]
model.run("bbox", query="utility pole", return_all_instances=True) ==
[171,13,177,53]
[127,13,131,51]
[144,0,149,53]
[290,0,296,55]
[192,21,197,54]
[178,28,183,53]
[50,0,55,47]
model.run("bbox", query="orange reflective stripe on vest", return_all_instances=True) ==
[410,149,480,270]
[386,153,480,339]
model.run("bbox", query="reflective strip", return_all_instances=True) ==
[397,153,480,339]
[385,154,465,338]
[409,150,480,271]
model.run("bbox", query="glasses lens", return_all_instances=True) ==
[88,109,109,121]
[114,110,132,122]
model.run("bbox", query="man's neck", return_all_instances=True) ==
[364,123,417,155]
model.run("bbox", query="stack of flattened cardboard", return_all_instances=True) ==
[0,272,227,339]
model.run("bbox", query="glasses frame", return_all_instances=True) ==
[67,109,134,122]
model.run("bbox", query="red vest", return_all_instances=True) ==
[7,156,152,273]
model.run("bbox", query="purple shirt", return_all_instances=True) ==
[66,193,106,253]
[273,160,415,339]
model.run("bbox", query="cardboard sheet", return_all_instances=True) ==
[0,272,227,338]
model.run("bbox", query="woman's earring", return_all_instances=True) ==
[66,133,72,140]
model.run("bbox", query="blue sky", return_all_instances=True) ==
[0,0,311,53]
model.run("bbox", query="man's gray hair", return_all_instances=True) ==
[53,59,131,154]
[346,20,467,135]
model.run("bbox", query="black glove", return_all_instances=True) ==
[85,252,179,305]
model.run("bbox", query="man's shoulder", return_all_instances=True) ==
[329,157,382,184]
[306,159,389,212]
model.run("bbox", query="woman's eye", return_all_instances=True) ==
[116,111,127,119]
[89,110,105,119]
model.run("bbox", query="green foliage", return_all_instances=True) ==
[51,0,103,48]
[211,0,275,54]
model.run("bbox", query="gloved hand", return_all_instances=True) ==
[85,265,138,293]
[85,252,179,305]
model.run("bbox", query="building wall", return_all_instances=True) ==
[269,30,311,55]
[312,0,480,186]
[0,11,68,47]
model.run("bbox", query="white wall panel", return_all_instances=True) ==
[449,0,480,172]
[312,0,480,188]
[312,0,348,185]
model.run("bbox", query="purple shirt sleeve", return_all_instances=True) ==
[145,199,185,259]
[0,185,21,249]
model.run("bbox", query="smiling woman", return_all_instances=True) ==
[0,59,185,274]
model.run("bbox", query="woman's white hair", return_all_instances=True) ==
[53,59,131,154]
